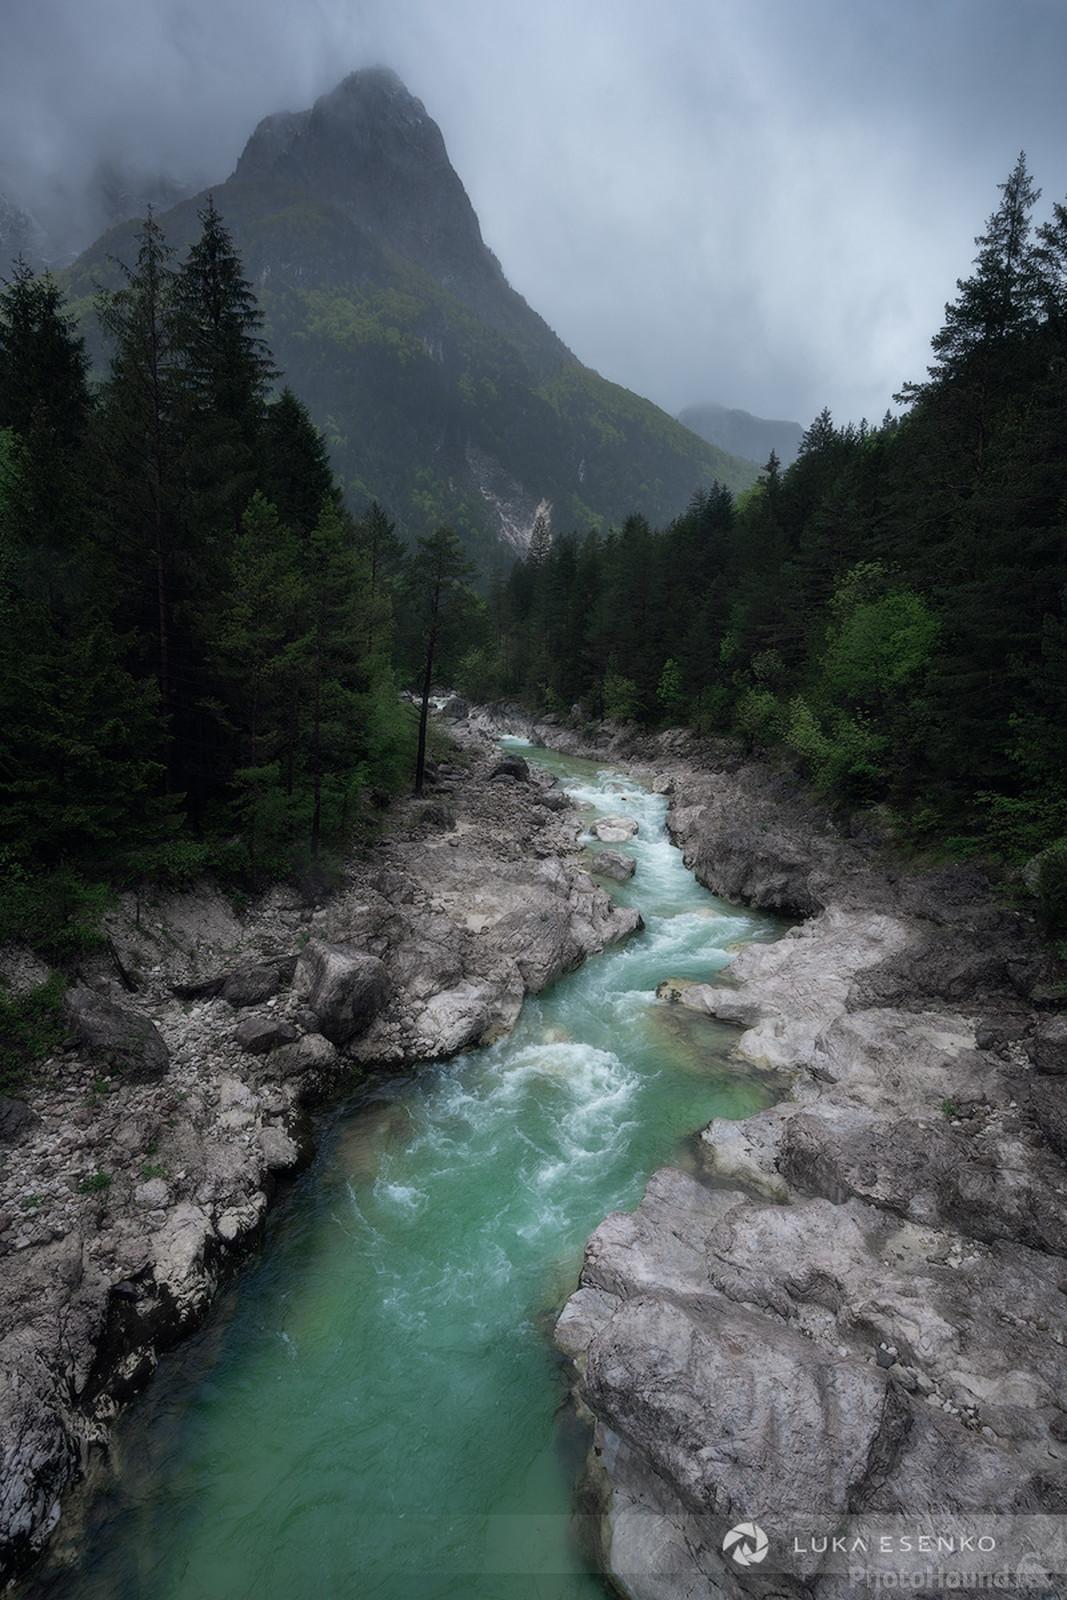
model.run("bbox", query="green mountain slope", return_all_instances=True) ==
[67,69,756,566]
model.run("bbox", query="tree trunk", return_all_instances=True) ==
[310,637,323,860]
[414,624,436,798]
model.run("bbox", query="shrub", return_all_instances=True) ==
[1034,840,1067,937]
[0,975,65,1090]
[735,687,787,749]
[602,671,640,722]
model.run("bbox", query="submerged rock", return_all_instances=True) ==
[591,815,638,843]
[589,850,636,883]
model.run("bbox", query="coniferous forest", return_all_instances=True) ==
[2,155,1066,988]
[4,22,1067,1592]
[0,202,474,976]
[463,155,1067,934]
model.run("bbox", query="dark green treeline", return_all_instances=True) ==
[0,200,470,958]
[467,157,1067,928]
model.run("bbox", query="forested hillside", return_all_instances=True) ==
[0,202,479,983]
[4,151,1065,1004]
[64,69,755,568]
[475,156,1067,932]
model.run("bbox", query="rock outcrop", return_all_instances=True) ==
[541,720,1067,1598]
[0,735,638,1584]
[590,850,636,883]
[592,816,639,844]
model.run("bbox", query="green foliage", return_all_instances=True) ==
[0,210,418,960]
[656,657,685,719]
[0,865,112,960]
[735,687,787,749]
[785,697,887,798]
[455,645,506,704]
[0,976,65,1091]
[603,671,640,723]
[490,153,1067,887]
[76,1170,112,1195]
[1033,841,1067,937]
[822,565,940,705]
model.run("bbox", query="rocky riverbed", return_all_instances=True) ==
[465,706,1067,1598]
[0,738,639,1585]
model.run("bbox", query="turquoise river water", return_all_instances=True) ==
[25,742,782,1600]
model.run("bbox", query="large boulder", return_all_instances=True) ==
[418,803,456,831]
[63,987,169,1082]
[0,1097,36,1145]
[221,964,282,1007]
[269,1031,339,1081]
[234,1016,300,1055]
[590,850,636,883]
[294,941,391,1045]
[490,756,530,783]
[1028,1014,1067,1075]
[591,815,638,843]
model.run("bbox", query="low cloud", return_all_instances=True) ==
[3,0,1065,427]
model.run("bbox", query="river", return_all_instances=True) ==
[25,742,782,1600]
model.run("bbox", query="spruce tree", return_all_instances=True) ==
[259,387,335,536]
[95,214,182,763]
[172,196,275,541]
[408,527,471,796]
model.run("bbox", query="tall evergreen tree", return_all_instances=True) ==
[259,387,335,536]
[408,527,471,796]
[172,196,275,541]
[95,214,182,764]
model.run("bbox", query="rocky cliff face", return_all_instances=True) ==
[0,731,638,1585]
[234,69,533,351]
[457,714,1067,1597]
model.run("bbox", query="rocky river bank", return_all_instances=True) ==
[462,706,1067,1598]
[0,736,640,1586]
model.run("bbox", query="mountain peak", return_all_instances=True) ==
[233,67,495,297]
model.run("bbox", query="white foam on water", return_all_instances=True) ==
[374,1181,427,1215]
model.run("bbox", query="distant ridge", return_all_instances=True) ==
[678,400,803,468]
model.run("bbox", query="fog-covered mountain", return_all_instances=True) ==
[677,399,803,468]
[68,69,756,562]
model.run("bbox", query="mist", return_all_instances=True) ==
[2,0,1065,428]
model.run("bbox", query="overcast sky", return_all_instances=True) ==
[2,0,1065,426]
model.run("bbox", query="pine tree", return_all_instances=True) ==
[0,260,89,446]
[259,387,335,536]
[928,153,1042,381]
[0,261,92,576]
[408,527,471,795]
[355,499,405,655]
[300,500,369,859]
[172,196,275,541]
[95,214,182,763]
[527,512,552,566]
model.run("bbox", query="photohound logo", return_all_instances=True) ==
[723,1521,769,1567]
